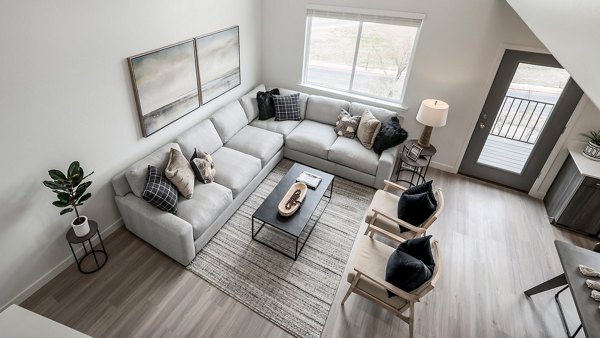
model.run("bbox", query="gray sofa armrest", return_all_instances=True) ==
[375,145,400,189]
[115,194,195,265]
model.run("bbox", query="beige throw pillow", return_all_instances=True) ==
[334,110,361,138]
[164,148,195,199]
[357,110,381,149]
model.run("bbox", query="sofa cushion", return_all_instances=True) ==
[190,150,216,184]
[225,125,283,167]
[126,143,181,198]
[372,116,408,155]
[306,95,350,126]
[176,119,223,159]
[211,147,262,197]
[328,137,379,175]
[210,100,248,143]
[141,165,178,214]
[258,88,280,120]
[334,110,361,138]
[285,120,337,160]
[357,111,381,150]
[239,84,266,121]
[250,118,301,139]
[349,102,397,123]
[177,182,233,239]
[273,93,301,121]
[165,148,195,199]
[272,87,309,119]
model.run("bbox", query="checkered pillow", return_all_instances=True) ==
[273,93,301,121]
[141,165,178,214]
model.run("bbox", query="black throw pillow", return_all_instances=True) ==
[141,165,178,214]
[257,88,280,120]
[405,180,437,207]
[372,116,408,155]
[385,249,432,297]
[397,192,436,228]
[398,235,435,272]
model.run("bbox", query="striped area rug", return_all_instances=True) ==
[187,160,375,338]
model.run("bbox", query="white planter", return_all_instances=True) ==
[72,216,90,237]
[583,141,600,161]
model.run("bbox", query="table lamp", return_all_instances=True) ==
[416,99,449,148]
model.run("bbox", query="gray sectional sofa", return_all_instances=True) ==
[112,84,403,265]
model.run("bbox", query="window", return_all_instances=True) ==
[303,7,423,104]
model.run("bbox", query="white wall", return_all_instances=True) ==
[261,0,545,172]
[0,0,262,309]
[506,0,600,109]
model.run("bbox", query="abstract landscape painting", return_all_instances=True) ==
[128,40,200,136]
[196,26,241,104]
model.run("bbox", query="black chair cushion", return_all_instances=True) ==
[405,180,437,206]
[398,235,435,271]
[397,191,436,228]
[385,249,432,297]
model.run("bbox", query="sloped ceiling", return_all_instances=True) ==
[506,0,600,109]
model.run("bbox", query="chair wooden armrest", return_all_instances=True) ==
[353,267,420,303]
[383,180,408,193]
[371,208,428,234]
[367,223,406,244]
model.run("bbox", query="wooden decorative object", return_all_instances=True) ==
[278,182,307,217]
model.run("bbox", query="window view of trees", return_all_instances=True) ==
[305,17,418,102]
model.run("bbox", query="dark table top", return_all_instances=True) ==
[253,163,334,237]
[66,220,98,243]
[555,240,600,338]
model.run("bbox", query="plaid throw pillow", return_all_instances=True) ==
[141,165,178,214]
[273,93,301,121]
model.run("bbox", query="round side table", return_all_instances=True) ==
[395,139,437,187]
[66,220,108,274]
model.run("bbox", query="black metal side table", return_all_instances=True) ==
[395,139,437,187]
[66,220,107,274]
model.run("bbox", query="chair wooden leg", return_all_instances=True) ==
[342,272,361,305]
[408,302,414,338]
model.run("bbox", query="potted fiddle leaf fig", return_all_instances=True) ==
[581,130,600,161]
[43,161,94,236]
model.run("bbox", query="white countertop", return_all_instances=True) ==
[568,142,600,180]
[0,305,90,338]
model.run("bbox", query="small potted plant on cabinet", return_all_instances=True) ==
[43,161,94,236]
[581,130,600,161]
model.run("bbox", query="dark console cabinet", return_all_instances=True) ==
[544,152,600,238]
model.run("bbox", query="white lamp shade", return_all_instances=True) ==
[416,99,449,127]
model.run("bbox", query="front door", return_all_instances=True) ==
[459,50,583,192]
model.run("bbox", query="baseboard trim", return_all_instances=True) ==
[429,160,456,173]
[1,218,123,312]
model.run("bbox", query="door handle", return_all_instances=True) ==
[479,122,486,129]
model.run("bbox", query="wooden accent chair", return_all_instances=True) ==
[342,225,442,338]
[364,180,444,239]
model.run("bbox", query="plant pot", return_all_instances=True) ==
[583,141,600,161]
[72,216,90,237]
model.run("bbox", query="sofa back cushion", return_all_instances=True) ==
[239,84,266,121]
[176,119,223,159]
[349,102,400,124]
[306,95,350,126]
[210,100,248,143]
[125,142,181,198]
[271,87,309,119]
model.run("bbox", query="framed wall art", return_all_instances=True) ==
[407,144,423,162]
[195,26,241,104]
[127,40,200,137]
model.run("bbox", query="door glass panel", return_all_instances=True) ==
[477,63,570,174]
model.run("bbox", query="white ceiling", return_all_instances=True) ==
[506,0,600,109]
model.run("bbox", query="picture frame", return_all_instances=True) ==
[407,144,423,162]
[127,39,200,137]
[195,26,241,104]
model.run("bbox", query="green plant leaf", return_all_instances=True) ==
[74,181,91,197]
[67,161,80,178]
[77,193,92,204]
[43,181,63,190]
[60,208,74,215]
[57,192,70,203]
[48,170,66,181]
[52,200,70,208]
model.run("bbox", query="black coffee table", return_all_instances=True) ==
[251,163,334,260]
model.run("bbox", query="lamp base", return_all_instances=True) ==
[418,125,433,148]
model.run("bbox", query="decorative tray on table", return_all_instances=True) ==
[278,182,308,217]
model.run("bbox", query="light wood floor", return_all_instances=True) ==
[22,168,596,337]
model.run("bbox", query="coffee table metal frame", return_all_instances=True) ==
[251,169,333,261]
